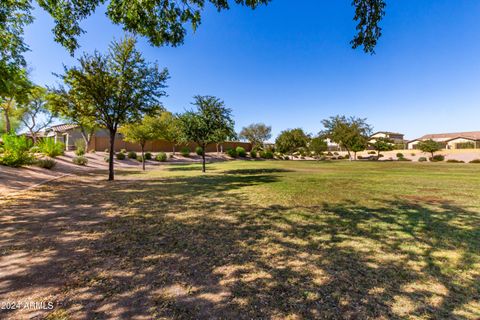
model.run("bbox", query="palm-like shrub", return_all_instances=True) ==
[0,134,34,167]
[38,138,65,157]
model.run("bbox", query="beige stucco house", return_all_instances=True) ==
[407,131,480,150]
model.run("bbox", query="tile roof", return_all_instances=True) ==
[419,131,480,140]
[48,124,79,133]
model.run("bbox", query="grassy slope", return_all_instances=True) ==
[2,160,480,319]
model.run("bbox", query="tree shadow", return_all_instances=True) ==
[0,171,478,319]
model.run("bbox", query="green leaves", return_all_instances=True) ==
[351,0,386,54]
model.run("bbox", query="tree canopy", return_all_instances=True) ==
[18,86,54,143]
[119,116,158,170]
[275,128,310,154]
[239,123,272,150]
[321,115,371,159]
[370,137,394,158]
[56,36,169,180]
[417,139,442,158]
[178,95,235,172]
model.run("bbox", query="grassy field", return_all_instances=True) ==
[1,160,479,319]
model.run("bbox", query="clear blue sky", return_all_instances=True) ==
[24,0,480,141]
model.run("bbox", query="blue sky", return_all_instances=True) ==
[24,0,480,141]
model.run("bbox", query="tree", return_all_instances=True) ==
[309,136,328,157]
[119,116,157,171]
[178,96,235,173]
[18,86,55,144]
[0,67,30,133]
[350,135,368,160]
[152,111,183,154]
[239,123,272,150]
[321,115,371,160]
[417,139,442,158]
[369,137,394,159]
[275,128,310,154]
[56,36,169,180]
[48,87,97,150]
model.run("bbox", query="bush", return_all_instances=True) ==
[36,158,56,169]
[156,152,167,162]
[38,138,64,157]
[260,150,274,159]
[418,157,428,162]
[250,150,257,158]
[74,139,86,156]
[120,149,127,154]
[227,148,238,158]
[73,156,89,166]
[180,147,190,157]
[127,151,137,159]
[144,152,152,160]
[446,159,464,163]
[136,155,144,162]
[236,146,246,157]
[368,151,376,155]
[398,157,412,161]
[411,153,416,156]
[30,146,40,153]
[469,159,480,163]
[0,134,34,167]
[430,155,445,162]
[116,152,126,160]
[195,146,204,156]
[396,152,404,158]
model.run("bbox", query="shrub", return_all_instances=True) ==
[136,155,144,162]
[358,155,363,160]
[156,152,167,162]
[368,151,376,155]
[236,146,246,157]
[127,151,137,159]
[227,148,238,158]
[30,146,41,153]
[180,147,190,157]
[327,152,333,156]
[250,150,257,158]
[36,158,56,169]
[396,152,404,158]
[378,154,384,158]
[38,138,65,157]
[469,159,480,163]
[195,146,204,156]
[411,153,416,156]
[74,139,86,156]
[446,159,464,163]
[104,148,109,153]
[144,152,152,160]
[73,156,88,166]
[430,155,445,162]
[0,134,34,167]
[398,157,412,161]
[116,152,126,160]
[120,149,127,154]
[418,157,428,162]
[261,150,274,159]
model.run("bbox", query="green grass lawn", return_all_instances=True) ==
[1,160,479,319]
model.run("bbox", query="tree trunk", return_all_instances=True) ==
[346,149,352,161]
[172,144,176,155]
[202,143,206,173]
[216,143,219,154]
[4,111,11,133]
[354,151,357,161]
[108,129,116,181]
[141,144,146,171]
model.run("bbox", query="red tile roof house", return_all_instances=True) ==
[407,131,480,150]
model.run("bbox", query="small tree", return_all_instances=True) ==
[309,137,328,157]
[55,36,169,180]
[275,128,310,154]
[239,123,272,150]
[153,111,182,154]
[350,135,368,160]
[178,96,235,173]
[369,137,394,159]
[18,86,55,144]
[417,139,442,159]
[321,115,371,160]
[119,116,157,171]
[0,67,30,133]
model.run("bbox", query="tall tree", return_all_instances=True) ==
[0,67,30,133]
[56,36,169,180]
[239,123,272,150]
[417,139,442,159]
[321,115,372,160]
[18,86,55,144]
[119,116,157,171]
[309,136,328,157]
[178,95,235,173]
[275,128,310,154]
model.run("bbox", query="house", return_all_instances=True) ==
[369,131,406,146]
[407,131,480,150]
[41,123,252,152]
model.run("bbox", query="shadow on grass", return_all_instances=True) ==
[0,171,478,319]
[223,168,293,175]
